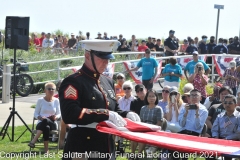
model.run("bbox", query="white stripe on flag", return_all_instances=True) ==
[124,131,240,153]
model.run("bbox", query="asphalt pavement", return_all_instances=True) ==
[0,82,162,127]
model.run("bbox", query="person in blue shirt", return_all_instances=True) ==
[206,36,217,64]
[178,89,208,135]
[184,51,211,81]
[185,39,198,55]
[128,48,158,90]
[213,38,228,54]
[198,35,208,54]
[168,89,208,160]
[162,57,182,88]
[227,36,240,55]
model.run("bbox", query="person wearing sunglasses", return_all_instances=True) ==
[158,85,171,118]
[206,86,233,137]
[164,30,179,57]
[115,73,126,101]
[169,89,208,160]
[28,82,61,154]
[118,81,136,112]
[211,94,240,160]
[128,48,159,90]
[165,87,184,133]
[116,81,136,153]
[188,62,208,104]
[129,84,147,156]
[182,83,194,103]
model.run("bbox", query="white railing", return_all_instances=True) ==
[2,52,233,103]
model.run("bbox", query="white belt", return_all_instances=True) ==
[71,122,98,129]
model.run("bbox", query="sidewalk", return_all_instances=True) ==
[0,101,35,127]
[0,94,44,127]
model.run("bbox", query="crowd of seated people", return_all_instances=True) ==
[23,29,240,159]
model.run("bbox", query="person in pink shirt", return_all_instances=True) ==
[180,39,189,53]
[188,62,208,104]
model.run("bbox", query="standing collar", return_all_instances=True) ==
[80,64,100,79]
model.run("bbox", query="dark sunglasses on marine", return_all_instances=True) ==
[123,87,131,90]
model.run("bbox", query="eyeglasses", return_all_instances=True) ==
[136,88,144,93]
[47,88,55,91]
[170,92,178,96]
[162,90,169,93]
[190,94,200,98]
[145,52,150,54]
[123,87,131,90]
[224,101,234,105]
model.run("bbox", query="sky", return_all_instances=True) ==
[0,0,239,41]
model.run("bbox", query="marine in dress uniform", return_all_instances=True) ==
[59,40,140,160]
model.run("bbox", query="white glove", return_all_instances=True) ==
[108,111,127,127]
[126,112,141,122]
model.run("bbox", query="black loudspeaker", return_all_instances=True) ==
[5,16,29,51]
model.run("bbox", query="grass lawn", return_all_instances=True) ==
[0,125,131,160]
[0,125,206,160]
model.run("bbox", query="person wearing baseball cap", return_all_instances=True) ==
[59,40,140,158]
[65,33,77,51]
[184,51,211,81]
[95,32,103,39]
[164,29,179,56]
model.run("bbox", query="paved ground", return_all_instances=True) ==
[0,82,162,127]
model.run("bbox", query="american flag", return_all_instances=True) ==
[97,118,240,157]
[224,117,232,128]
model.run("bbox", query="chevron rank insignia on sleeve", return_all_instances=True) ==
[64,85,78,100]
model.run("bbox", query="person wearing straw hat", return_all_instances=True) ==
[59,40,140,160]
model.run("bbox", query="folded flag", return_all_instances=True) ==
[96,118,240,157]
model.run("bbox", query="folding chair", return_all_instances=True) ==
[200,123,207,137]
[161,118,167,131]
[29,117,61,152]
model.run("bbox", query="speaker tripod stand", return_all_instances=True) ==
[0,48,32,142]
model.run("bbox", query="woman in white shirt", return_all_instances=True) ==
[118,81,136,111]
[116,81,136,153]
[28,82,61,154]
[165,87,184,133]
